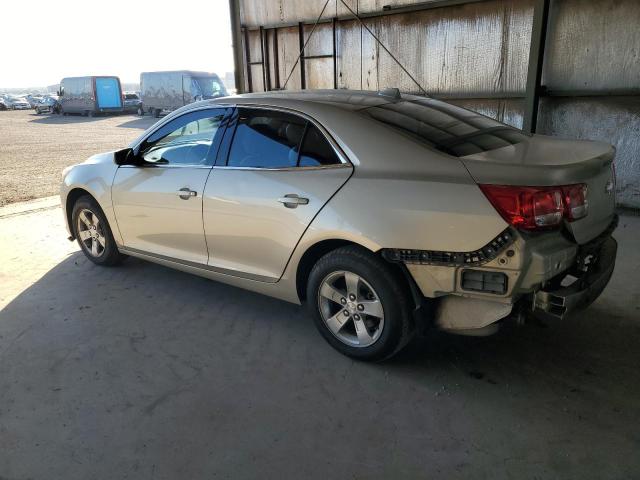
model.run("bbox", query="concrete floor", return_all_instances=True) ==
[1,200,639,479]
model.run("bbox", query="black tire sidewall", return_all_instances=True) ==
[307,247,412,361]
[71,196,122,266]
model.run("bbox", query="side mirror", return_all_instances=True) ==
[114,148,138,166]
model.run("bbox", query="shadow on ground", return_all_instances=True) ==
[28,113,156,129]
[29,113,113,124]
[117,116,158,129]
[0,242,638,479]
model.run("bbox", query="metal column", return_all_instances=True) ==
[228,0,245,93]
[523,0,551,134]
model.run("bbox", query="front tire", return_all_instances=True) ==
[307,246,414,361]
[72,196,125,266]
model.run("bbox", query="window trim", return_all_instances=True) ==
[214,105,351,171]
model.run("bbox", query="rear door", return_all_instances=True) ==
[112,107,229,264]
[95,77,122,109]
[202,107,352,282]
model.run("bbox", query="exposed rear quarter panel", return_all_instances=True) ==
[302,175,508,253]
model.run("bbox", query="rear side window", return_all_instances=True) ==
[298,124,341,167]
[227,109,306,168]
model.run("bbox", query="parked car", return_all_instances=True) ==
[60,89,618,360]
[58,76,123,116]
[7,97,31,110]
[35,95,60,114]
[123,92,142,113]
[139,70,227,118]
[26,94,43,108]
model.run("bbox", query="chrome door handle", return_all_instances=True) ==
[177,188,197,200]
[277,194,309,208]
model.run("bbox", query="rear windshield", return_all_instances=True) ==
[358,96,528,157]
[124,93,139,99]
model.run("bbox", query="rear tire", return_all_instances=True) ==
[306,246,414,361]
[72,195,125,266]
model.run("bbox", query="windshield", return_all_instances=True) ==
[124,93,139,100]
[359,96,528,157]
[193,77,226,98]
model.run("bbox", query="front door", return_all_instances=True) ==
[112,107,228,264]
[203,107,352,282]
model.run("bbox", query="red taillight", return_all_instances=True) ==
[480,184,588,231]
[562,184,588,221]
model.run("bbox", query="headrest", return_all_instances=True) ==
[285,123,305,146]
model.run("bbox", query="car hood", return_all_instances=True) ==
[84,151,116,165]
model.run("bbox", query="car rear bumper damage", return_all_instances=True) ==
[395,217,618,335]
[532,236,617,319]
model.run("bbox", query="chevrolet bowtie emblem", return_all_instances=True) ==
[605,180,614,195]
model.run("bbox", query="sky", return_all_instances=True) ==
[0,0,235,89]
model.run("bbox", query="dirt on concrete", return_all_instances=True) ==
[0,110,156,206]
[1,202,639,479]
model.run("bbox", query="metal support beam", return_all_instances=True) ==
[260,26,271,91]
[298,22,307,90]
[243,27,253,92]
[332,17,338,89]
[523,0,551,134]
[242,0,491,31]
[228,0,245,93]
[273,31,280,89]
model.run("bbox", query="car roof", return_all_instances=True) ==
[213,89,402,112]
[131,89,481,179]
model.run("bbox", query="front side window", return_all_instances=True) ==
[227,109,306,168]
[140,108,227,166]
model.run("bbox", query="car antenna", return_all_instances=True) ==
[281,0,430,97]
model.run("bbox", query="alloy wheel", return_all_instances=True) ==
[77,209,106,257]
[317,270,385,348]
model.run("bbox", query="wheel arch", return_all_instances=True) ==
[65,187,97,239]
[296,239,358,302]
[294,239,422,313]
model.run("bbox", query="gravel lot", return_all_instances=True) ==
[0,110,156,206]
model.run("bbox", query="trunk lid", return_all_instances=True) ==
[460,134,616,244]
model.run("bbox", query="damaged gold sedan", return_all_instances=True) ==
[61,89,618,360]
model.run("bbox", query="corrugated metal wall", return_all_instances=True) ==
[236,0,640,208]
